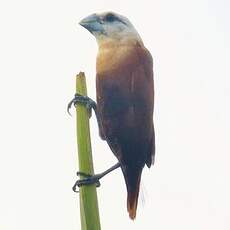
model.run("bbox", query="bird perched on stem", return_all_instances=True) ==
[69,11,155,220]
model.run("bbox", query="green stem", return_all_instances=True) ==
[75,72,101,230]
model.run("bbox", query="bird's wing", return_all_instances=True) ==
[96,45,155,167]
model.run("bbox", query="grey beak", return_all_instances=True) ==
[79,14,98,26]
[79,14,103,34]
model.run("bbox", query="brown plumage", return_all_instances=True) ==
[79,12,155,219]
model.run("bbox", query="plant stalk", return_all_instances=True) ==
[75,72,101,230]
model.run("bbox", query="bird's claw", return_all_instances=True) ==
[72,171,101,193]
[67,93,96,117]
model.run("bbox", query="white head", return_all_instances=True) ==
[79,12,143,45]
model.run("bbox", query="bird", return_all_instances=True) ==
[73,11,155,220]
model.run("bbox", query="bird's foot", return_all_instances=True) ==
[72,172,101,192]
[72,163,121,192]
[67,93,96,117]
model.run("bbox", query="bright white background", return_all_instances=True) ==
[0,0,230,229]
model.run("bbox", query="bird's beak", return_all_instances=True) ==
[79,14,103,34]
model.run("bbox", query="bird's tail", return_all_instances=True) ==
[122,166,143,220]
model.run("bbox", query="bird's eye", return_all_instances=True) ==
[105,13,116,22]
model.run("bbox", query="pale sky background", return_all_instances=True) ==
[0,0,230,229]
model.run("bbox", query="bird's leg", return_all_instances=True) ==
[68,93,106,139]
[72,162,121,192]
[67,93,97,117]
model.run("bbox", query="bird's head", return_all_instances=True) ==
[79,12,142,45]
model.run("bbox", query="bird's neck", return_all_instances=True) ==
[96,38,143,74]
[97,35,143,49]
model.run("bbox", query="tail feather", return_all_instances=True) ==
[122,166,142,220]
[127,177,141,219]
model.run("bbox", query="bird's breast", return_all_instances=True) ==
[96,43,140,75]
